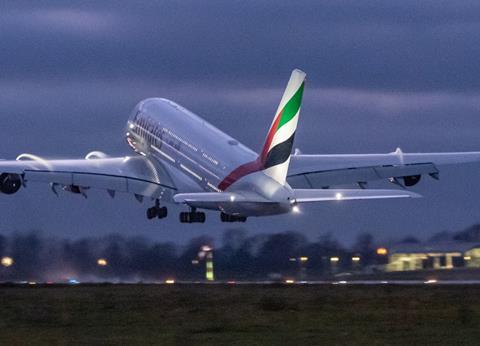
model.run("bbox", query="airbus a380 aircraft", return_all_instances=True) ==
[1,69,480,223]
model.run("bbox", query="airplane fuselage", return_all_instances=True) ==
[125,98,293,216]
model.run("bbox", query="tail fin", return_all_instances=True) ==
[260,69,306,185]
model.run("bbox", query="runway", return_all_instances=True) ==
[5,279,480,286]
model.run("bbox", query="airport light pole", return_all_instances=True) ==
[289,256,309,280]
[1,256,13,281]
[330,256,340,274]
[97,258,108,267]
[196,245,215,282]
[351,255,361,272]
[1,256,13,268]
[376,247,389,266]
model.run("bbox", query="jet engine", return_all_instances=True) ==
[0,173,22,194]
[403,175,421,187]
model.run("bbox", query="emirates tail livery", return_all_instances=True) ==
[1,69,479,223]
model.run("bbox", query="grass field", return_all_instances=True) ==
[0,284,479,345]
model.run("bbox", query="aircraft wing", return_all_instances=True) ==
[0,156,176,200]
[287,149,480,188]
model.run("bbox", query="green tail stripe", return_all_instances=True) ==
[277,82,305,131]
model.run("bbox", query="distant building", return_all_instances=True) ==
[387,242,480,272]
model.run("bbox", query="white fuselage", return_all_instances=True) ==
[125,98,293,216]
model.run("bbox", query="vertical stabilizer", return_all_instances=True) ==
[260,69,306,185]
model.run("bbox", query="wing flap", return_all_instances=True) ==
[293,188,421,203]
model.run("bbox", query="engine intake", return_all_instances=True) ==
[0,173,22,194]
[403,175,421,187]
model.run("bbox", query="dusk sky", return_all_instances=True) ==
[1,1,480,245]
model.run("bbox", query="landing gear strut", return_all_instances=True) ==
[220,212,247,222]
[179,208,206,223]
[146,199,168,220]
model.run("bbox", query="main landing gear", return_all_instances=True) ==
[220,212,247,223]
[146,199,168,220]
[179,208,206,223]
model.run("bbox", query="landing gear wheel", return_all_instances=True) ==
[179,212,189,223]
[146,200,168,220]
[146,207,157,219]
[179,211,206,223]
[194,212,206,223]
[158,207,168,219]
[220,212,246,222]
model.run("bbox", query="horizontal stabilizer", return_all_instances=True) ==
[293,189,421,203]
[174,189,420,205]
[173,192,266,204]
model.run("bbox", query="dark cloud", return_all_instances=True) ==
[1,1,480,90]
[1,1,480,245]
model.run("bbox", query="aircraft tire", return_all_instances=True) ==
[179,212,188,223]
[196,212,206,223]
[158,207,168,219]
[146,207,157,219]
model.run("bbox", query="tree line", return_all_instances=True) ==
[1,224,480,282]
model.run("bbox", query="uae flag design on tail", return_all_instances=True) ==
[260,69,306,185]
[218,69,306,190]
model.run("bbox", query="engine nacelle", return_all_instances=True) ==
[403,175,421,187]
[0,173,22,194]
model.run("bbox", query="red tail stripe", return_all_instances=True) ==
[218,158,264,191]
[218,110,284,191]
[260,110,283,164]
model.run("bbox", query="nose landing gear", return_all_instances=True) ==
[146,199,168,220]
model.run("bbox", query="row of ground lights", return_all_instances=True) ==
[0,256,109,268]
